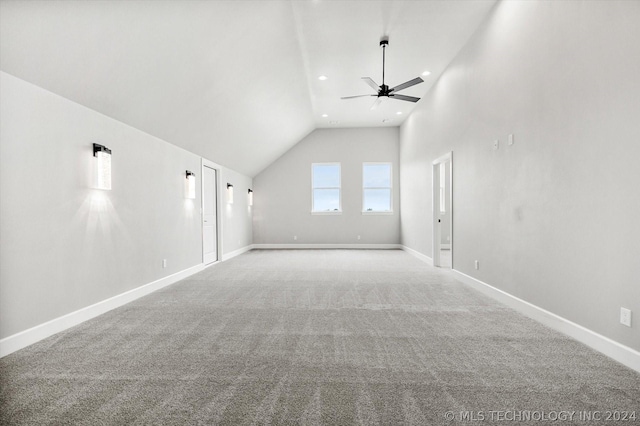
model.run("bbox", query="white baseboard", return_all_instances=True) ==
[451,269,640,374]
[221,244,253,261]
[0,263,205,358]
[252,243,402,249]
[401,245,433,265]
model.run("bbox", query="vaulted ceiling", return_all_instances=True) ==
[0,0,496,176]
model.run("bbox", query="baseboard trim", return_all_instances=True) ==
[0,263,205,358]
[451,269,640,373]
[401,245,433,265]
[222,244,253,261]
[252,243,402,249]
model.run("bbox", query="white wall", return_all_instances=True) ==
[220,167,253,256]
[0,72,252,340]
[253,128,400,245]
[399,1,640,351]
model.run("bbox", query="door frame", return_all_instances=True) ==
[201,157,223,265]
[432,151,453,268]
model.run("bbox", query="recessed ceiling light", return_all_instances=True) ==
[422,71,431,76]
[396,111,403,115]
[321,114,328,118]
[318,75,328,81]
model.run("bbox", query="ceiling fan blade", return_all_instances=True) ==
[361,77,380,91]
[390,94,420,103]
[341,94,377,99]
[370,97,382,110]
[390,77,424,93]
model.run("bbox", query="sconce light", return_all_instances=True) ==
[185,170,196,199]
[248,189,253,206]
[93,143,112,190]
[227,183,234,204]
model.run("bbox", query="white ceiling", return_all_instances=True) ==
[0,1,496,177]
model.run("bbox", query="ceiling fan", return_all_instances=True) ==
[341,37,424,110]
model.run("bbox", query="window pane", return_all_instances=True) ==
[313,164,340,187]
[363,189,391,212]
[313,189,340,211]
[363,164,391,188]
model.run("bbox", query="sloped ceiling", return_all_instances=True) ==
[0,0,495,177]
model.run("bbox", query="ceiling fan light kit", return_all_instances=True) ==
[341,37,424,109]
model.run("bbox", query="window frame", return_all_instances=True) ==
[311,162,342,215]
[362,162,393,215]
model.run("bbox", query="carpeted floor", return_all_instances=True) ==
[1,249,639,425]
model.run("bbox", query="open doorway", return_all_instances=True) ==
[432,152,452,268]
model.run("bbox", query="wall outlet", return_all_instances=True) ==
[162,259,167,268]
[293,235,297,241]
[508,134,514,146]
[357,235,361,240]
[620,307,632,327]
[493,140,499,150]
[474,260,479,270]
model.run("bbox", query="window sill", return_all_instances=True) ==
[362,211,394,215]
[311,211,342,215]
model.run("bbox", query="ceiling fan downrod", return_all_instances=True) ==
[380,38,389,94]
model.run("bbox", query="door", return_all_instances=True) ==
[432,152,453,268]
[203,165,218,264]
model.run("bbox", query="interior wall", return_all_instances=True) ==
[253,128,400,245]
[0,72,252,339]
[399,0,640,351]
[220,167,254,255]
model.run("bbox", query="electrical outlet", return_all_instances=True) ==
[357,235,361,240]
[293,235,297,241]
[162,259,167,268]
[508,134,514,146]
[474,260,479,270]
[493,140,499,150]
[620,308,632,327]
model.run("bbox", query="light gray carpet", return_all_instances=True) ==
[1,249,639,425]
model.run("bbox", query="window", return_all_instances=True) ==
[312,163,341,213]
[363,163,392,213]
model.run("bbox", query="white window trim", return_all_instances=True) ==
[311,162,342,214]
[362,162,393,214]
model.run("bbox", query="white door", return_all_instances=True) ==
[203,165,217,264]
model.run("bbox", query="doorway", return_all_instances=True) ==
[202,160,219,265]
[432,152,452,268]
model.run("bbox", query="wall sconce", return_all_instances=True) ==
[93,143,112,190]
[227,183,234,204]
[248,189,253,206]
[185,170,196,199]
